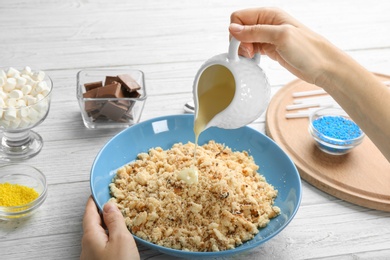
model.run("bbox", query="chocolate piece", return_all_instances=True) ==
[105,76,120,86]
[84,100,102,113]
[84,81,103,91]
[122,89,141,98]
[130,90,141,98]
[117,74,141,93]
[124,103,136,120]
[88,109,101,119]
[118,99,136,113]
[99,101,128,121]
[116,99,131,107]
[83,87,98,98]
[96,82,124,98]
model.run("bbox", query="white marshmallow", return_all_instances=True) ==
[0,88,5,95]
[41,88,50,96]
[0,98,5,107]
[34,100,48,114]
[16,99,26,107]
[18,118,31,128]
[31,86,40,97]
[16,76,27,87]
[21,66,32,76]
[0,70,6,80]
[9,89,24,99]
[27,107,40,121]
[0,90,7,103]
[0,77,5,88]
[20,106,30,118]
[35,81,48,93]
[36,93,44,101]
[21,84,32,95]
[0,117,11,128]
[22,75,37,88]
[4,107,17,121]
[4,78,17,92]
[31,71,45,81]
[9,117,22,129]
[6,67,20,78]
[7,98,17,107]
[25,95,37,106]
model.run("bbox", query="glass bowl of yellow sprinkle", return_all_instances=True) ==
[0,164,48,220]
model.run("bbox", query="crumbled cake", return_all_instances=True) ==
[109,140,280,252]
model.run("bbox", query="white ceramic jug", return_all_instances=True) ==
[193,37,271,134]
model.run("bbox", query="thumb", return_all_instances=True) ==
[102,202,127,237]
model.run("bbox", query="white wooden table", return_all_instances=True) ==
[1,0,390,259]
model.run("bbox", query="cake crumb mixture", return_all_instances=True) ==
[109,140,280,252]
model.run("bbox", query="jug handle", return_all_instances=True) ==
[228,37,261,64]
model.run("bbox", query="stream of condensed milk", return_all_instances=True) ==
[177,65,235,184]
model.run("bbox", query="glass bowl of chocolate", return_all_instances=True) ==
[76,68,147,129]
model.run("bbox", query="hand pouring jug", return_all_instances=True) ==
[193,37,271,137]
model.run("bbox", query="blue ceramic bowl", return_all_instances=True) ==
[90,114,301,258]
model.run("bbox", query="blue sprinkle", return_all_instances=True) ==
[313,115,362,141]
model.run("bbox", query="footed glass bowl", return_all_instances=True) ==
[0,67,52,161]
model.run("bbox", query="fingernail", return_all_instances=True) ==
[230,23,244,33]
[103,202,117,213]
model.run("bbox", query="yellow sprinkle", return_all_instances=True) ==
[0,182,39,207]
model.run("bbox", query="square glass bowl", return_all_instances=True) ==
[77,69,147,129]
[309,107,365,155]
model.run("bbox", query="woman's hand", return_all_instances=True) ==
[229,7,343,87]
[80,196,140,260]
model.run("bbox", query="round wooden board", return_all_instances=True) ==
[266,74,390,212]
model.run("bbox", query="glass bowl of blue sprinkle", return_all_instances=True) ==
[309,107,365,155]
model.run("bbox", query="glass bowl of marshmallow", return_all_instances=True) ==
[0,66,52,161]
